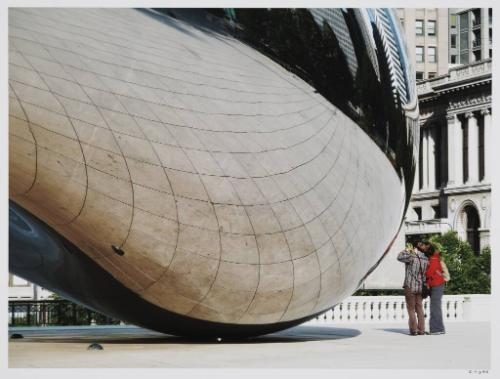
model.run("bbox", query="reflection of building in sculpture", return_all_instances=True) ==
[310,9,359,77]
[404,59,491,252]
[8,274,52,300]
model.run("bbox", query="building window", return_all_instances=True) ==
[428,72,437,79]
[432,205,441,219]
[416,46,425,62]
[416,19,424,35]
[460,28,469,46]
[473,50,481,62]
[451,55,457,63]
[427,20,436,36]
[464,205,480,254]
[400,18,405,29]
[413,207,422,221]
[450,14,457,29]
[460,13,469,30]
[451,34,457,48]
[416,71,424,81]
[460,51,469,64]
[428,46,437,63]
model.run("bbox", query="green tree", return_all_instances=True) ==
[430,231,490,294]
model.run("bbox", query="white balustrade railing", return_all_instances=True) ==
[307,295,489,325]
[416,59,491,96]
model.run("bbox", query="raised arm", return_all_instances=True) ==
[397,249,414,263]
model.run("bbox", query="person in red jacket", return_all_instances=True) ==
[424,243,446,335]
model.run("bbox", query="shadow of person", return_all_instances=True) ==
[377,328,412,335]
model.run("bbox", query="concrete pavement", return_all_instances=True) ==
[8,322,490,368]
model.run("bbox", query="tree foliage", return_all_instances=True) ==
[430,231,490,294]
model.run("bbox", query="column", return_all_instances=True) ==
[466,112,479,184]
[440,122,448,186]
[481,8,489,60]
[447,114,463,187]
[428,127,436,190]
[422,128,429,190]
[481,108,491,183]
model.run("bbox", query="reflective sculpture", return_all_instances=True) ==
[9,8,418,337]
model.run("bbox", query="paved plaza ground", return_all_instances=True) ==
[8,322,490,369]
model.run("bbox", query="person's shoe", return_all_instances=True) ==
[428,331,445,335]
[410,331,418,336]
[417,331,425,335]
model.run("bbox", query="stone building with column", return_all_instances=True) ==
[404,59,491,253]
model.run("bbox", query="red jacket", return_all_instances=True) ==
[426,252,446,287]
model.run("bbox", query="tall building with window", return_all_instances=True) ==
[449,8,492,66]
[397,8,449,81]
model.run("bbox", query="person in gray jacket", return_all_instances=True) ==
[397,243,429,336]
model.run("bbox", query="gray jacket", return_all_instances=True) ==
[397,249,429,294]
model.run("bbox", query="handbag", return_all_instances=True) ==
[421,282,430,299]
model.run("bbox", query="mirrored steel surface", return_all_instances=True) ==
[9,8,418,336]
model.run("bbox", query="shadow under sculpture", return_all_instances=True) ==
[8,8,418,337]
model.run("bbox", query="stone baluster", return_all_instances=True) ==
[333,303,341,322]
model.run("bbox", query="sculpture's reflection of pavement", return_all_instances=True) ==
[9,323,490,368]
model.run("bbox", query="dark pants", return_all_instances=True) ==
[404,286,425,333]
[429,284,445,333]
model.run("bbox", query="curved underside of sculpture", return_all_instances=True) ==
[9,8,418,336]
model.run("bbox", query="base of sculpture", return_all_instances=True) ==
[9,202,320,337]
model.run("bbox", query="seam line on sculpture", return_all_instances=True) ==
[94,69,182,279]
[139,107,224,313]
[6,85,330,154]
[10,11,300,88]
[7,103,339,180]
[8,49,311,106]
[8,75,327,134]
[8,82,39,195]
[33,41,138,244]
[6,61,316,118]
[211,35,333,319]
[8,28,303,94]
[9,19,292,89]
[10,121,350,239]
[71,8,274,77]
[8,118,349,237]
[13,45,90,226]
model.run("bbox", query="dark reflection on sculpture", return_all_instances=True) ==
[229,8,418,204]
